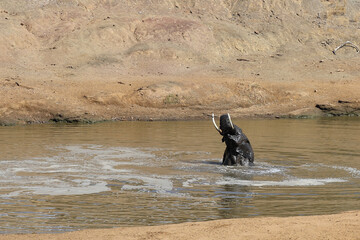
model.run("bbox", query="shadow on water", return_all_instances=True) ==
[197,160,222,165]
[0,118,360,233]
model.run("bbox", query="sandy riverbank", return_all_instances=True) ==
[1,211,359,240]
[1,74,360,125]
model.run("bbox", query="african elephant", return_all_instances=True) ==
[212,113,254,166]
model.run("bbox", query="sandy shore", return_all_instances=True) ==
[1,211,359,240]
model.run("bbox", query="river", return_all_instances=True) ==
[0,118,359,234]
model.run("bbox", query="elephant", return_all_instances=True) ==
[212,113,254,166]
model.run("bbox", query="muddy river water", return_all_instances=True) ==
[0,118,360,234]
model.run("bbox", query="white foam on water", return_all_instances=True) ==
[216,162,288,178]
[181,177,212,188]
[225,166,285,176]
[302,163,360,178]
[216,177,347,187]
[120,175,174,194]
[0,145,158,196]
[1,144,358,197]
[330,166,360,178]
[121,185,143,191]
[27,180,110,196]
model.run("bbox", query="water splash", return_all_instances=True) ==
[216,177,346,187]
[0,144,358,197]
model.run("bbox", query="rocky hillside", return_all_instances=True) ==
[1,0,360,124]
[1,0,360,76]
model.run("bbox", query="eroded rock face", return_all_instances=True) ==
[316,101,360,116]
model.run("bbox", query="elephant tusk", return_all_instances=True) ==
[227,113,234,129]
[333,41,360,55]
[211,113,222,134]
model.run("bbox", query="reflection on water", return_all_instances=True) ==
[0,118,360,233]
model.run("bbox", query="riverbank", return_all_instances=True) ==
[1,75,359,125]
[1,211,359,240]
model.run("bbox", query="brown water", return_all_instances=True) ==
[0,118,360,234]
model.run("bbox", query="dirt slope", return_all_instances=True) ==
[1,0,360,124]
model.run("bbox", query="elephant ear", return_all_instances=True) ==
[220,113,234,133]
